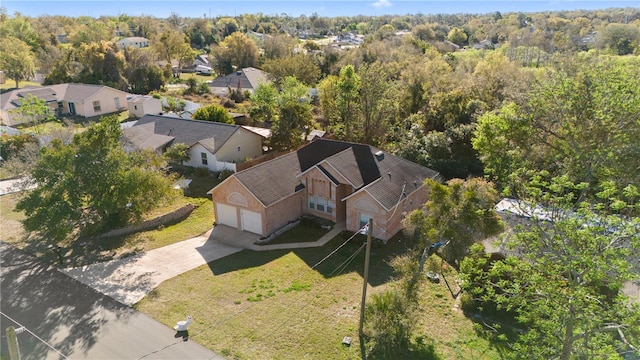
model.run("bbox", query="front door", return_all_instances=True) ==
[68,102,76,115]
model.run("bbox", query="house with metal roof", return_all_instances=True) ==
[123,115,265,172]
[208,67,269,97]
[210,138,441,241]
[0,84,129,126]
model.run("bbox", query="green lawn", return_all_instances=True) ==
[0,80,41,91]
[135,233,503,360]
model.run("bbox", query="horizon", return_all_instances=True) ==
[3,0,639,19]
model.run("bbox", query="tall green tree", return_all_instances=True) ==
[335,65,361,141]
[461,180,640,360]
[473,55,640,201]
[0,37,36,88]
[405,178,503,269]
[213,32,259,74]
[249,82,278,124]
[268,77,313,152]
[16,115,175,244]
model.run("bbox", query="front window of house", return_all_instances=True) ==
[308,196,333,214]
[93,100,101,112]
[201,152,208,165]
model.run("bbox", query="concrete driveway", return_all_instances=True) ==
[61,227,258,306]
[0,242,223,360]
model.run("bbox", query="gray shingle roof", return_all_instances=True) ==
[229,138,440,208]
[208,67,268,91]
[234,152,301,206]
[126,115,241,154]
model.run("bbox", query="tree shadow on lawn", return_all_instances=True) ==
[0,243,134,359]
[207,232,416,287]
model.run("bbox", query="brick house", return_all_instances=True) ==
[209,139,441,241]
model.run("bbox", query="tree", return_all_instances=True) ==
[405,178,503,270]
[16,115,175,244]
[192,104,234,124]
[447,27,468,46]
[263,34,297,60]
[164,143,191,165]
[262,54,321,86]
[152,29,195,69]
[335,65,361,141]
[9,94,56,133]
[268,77,313,152]
[473,55,640,201]
[596,23,640,55]
[461,181,640,359]
[213,32,259,74]
[0,37,36,88]
[249,82,278,124]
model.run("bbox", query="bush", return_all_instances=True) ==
[195,167,211,176]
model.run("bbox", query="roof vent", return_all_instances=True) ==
[374,150,384,161]
[388,172,392,179]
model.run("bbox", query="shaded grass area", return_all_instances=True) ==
[135,234,503,360]
[260,217,331,246]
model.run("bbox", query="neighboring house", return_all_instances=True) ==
[116,37,150,49]
[127,95,162,118]
[472,39,498,50]
[210,139,441,241]
[122,115,265,172]
[193,54,211,67]
[0,84,129,126]
[208,67,269,97]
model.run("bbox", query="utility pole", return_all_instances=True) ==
[358,218,373,337]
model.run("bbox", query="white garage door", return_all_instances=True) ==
[216,203,238,228]
[240,209,262,235]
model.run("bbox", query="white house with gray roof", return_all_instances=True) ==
[123,115,265,172]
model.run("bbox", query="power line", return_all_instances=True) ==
[166,224,370,348]
[137,224,369,359]
[0,311,70,360]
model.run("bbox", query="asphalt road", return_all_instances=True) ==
[0,242,224,360]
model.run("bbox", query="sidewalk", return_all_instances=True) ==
[62,222,346,306]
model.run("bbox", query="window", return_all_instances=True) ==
[359,213,373,229]
[93,100,101,112]
[201,152,208,165]
[308,196,315,210]
[114,97,120,109]
[309,196,333,214]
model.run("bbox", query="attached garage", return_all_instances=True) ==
[240,209,263,235]
[216,203,238,228]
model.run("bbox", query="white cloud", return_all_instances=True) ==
[372,0,392,9]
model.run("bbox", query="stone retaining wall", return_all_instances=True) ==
[97,203,196,239]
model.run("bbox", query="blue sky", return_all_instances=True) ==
[3,0,638,18]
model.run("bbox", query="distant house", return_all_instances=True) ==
[122,115,265,172]
[208,67,269,97]
[116,37,150,49]
[127,95,162,118]
[0,84,129,126]
[209,139,441,240]
[472,39,498,50]
[193,54,211,67]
